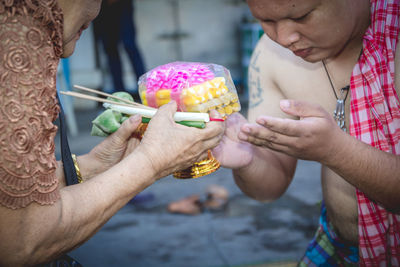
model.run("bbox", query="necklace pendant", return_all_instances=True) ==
[333,99,346,132]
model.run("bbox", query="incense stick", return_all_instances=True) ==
[60,91,142,108]
[60,91,211,122]
[73,84,154,110]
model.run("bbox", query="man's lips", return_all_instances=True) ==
[293,48,312,58]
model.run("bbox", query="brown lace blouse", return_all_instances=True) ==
[0,0,63,209]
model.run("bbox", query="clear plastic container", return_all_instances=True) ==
[138,62,241,179]
[138,62,241,117]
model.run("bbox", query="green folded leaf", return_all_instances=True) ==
[120,116,129,124]
[107,92,134,103]
[141,117,205,129]
[91,124,110,137]
[92,109,122,134]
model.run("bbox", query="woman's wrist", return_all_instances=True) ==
[129,146,159,182]
[121,151,157,189]
[75,153,99,181]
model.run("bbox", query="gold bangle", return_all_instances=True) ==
[71,154,83,183]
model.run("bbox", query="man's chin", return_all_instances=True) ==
[296,52,327,63]
[299,48,341,63]
[301,56,322,63]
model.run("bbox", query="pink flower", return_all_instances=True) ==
[145,62,214,92]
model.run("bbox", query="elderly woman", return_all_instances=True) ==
[0,0,224,265]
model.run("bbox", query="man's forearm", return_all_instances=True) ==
[325,133,400,213]
[233,147,297,201]
[0,151,155,266]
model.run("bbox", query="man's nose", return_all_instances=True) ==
[275,20,300,48]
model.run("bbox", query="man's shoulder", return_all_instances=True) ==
[252,35,317,76]
[254,35,296,61]
[250,35,322,97]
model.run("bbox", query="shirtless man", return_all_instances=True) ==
[213,0,400,265]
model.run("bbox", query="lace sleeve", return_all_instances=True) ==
[0,0,63,209]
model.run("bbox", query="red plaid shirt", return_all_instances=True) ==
[349,0,400,266]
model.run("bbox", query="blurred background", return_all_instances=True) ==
[56,0,322,266]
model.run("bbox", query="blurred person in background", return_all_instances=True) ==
[93,0,146,94]
[214,0,400,266]
[0,0,223,265]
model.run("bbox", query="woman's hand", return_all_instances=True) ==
[212,112,254,170]
[238,100,345,164]
[135,102,225,180]
[84,114,143,178]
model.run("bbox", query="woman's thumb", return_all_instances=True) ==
[157,101,178,119]
[114,114,142,141]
